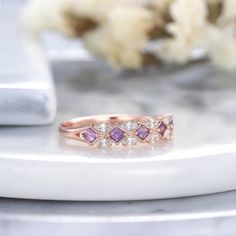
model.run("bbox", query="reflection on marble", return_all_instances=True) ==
[59,137,174,159]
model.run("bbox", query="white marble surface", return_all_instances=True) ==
[0,1,56,125]
[1,190,236,236]
[0,59,236,201]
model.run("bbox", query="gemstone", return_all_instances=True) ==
[97,138,112,148]
[93,123,112,133]
[109,127,124,143]
[122,136,138,146]
[145,118,158,128]
[158,122,167,136]
[164,129,173,139]
[81,128,97,143]
[147,134,160,144]
[163,116,173,126]
[121,121,138,131]
[136,125,149,140]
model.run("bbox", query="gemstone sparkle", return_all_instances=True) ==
[122,136,138,146]
[81,128,97,143]
[145,118,158,128]
[93,123,112,133]
[147,134,160,144]
[163,116,173,126]
[97,138,112,148]
[121,121,138,131]
[136,125,149,140]
[109,127,124,143]
[158,121,167,136]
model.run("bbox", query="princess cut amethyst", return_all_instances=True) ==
[136,125,149,140]
[81,128,97,143]
[109,127,124,143]
[158,121,167,136]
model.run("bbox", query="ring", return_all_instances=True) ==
[59,114,174,148]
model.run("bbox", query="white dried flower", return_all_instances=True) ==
[149,0,173,11]
[22,0,69,35]
[84,6,154,69]
[22,0,236,71]
[220,0,236,22]
[154,0,207,63]
[71,0,120,22]
[205,25,236,70]
[200,0,236,70]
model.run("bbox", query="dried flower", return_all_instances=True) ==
[22,0,236,70]
[154,0,207,64]
[84,6,154,69]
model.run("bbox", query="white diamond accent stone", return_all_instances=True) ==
[122,136,138,146]
[97,138,112,148]
[145,119,158,128]
[147,134,160,144]
[121,121,138,131]
[163,116,173,125]
[93,123,112,133]
[164,129,173,139]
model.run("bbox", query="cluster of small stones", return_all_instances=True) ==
[79,116,173,148]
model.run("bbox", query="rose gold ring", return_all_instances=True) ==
[59,114,174,148]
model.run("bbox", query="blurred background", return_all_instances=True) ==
[1,0,236,235]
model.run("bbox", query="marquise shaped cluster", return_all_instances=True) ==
[79,117,173,148]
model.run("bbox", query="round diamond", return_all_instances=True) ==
[122,136,138,146]
[145,119,158,128]
[93,123,112,133]
[121,121,138,131]
[97,138,112,148]
[147,134,160,144]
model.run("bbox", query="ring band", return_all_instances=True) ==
[59,114,174,148]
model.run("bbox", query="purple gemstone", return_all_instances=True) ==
[136,125,149,140]
[109,127,124,143]
[82,128,97,143]
[158,122,167,136]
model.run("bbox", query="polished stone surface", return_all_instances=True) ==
[1,190,236,235]
[0,1,56,125]
[0,60,236,201]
